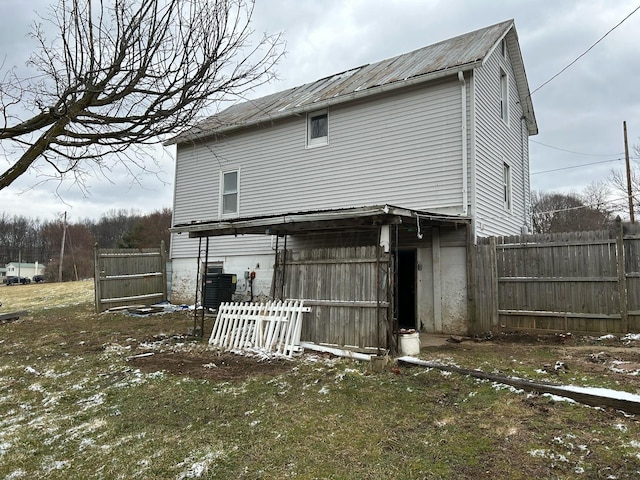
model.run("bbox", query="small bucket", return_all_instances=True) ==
[398,332,420,356]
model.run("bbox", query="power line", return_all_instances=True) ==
[533,195,628,216]
[531,4,640,96]
[530,139,624,157]
[531,157,624,175]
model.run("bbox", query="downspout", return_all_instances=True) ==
[520,117,529,234]
[458,72,468,216]
[376,226,381,354]
[469,71,478,244]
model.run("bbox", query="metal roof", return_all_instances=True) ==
[169,19,537,144]
[171,204,470,237]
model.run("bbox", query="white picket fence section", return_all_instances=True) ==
[208,300,311,357]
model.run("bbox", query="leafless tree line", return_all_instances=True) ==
[0,208,171,281]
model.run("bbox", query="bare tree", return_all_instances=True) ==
[531,188,614,234]
[0,0,282,190]
[608,142,640,218]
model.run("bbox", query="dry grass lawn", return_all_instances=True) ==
[1,278,93,312]
[1,281,640,479]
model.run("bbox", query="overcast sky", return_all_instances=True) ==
[1,0,639,223]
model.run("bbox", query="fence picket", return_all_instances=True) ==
[209,300,311,357]
[473,222,640,335]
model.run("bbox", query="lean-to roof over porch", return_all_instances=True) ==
[171,205,470,238]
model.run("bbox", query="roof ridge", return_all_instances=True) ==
[169,19,524,144]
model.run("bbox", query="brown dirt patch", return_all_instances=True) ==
[128,351,296,381]
[424,334,640,391]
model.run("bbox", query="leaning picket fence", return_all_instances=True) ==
[208,300,311,357]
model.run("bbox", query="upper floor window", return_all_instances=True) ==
[503,162,512,211]
[501,38,507,58]
[221,170,239,216]
[307,110,328,147]
[500,68,509,123]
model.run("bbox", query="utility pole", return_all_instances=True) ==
[58,212,67,282]
[624,121,634,223]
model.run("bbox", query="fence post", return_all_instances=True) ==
[489,236,500,332]
[615,217,629,332]
[466,226,476,334]
[160,240,168,301]
[94,243,102,313]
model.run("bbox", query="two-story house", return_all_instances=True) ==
[169,20,538,350]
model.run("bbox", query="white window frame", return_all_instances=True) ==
[307,109,329,148]
[500,68,509,124]
[220,169,239,218]
[503,162,512,211]
[501,38,507,58]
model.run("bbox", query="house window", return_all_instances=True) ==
[307,110,328,147]
[203,262,223,274]
[221,170,239,216]
[501,38,507,58]
[500,68,509,122]
[503,162,512,211]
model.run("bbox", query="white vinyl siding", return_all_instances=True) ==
[473,42,529,236]
[172,78,467,259]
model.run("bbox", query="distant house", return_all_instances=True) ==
[0,266,6,282]
[5,262,45,281]
[168,20,538,350]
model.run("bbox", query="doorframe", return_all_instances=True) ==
[396,248,418,330]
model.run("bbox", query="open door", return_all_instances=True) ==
[397,249,417,330]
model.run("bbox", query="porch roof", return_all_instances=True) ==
[171,205,470,238]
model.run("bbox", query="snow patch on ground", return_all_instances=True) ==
[175,448,227,479]
[622,333,640,341]
[554,385,640,403]
[4,469,26,479]
[77,392,106,411]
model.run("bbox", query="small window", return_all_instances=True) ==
[307,110,328,147]
[203,262,223,274]
[501,38,507,58]
[500,68,509,122]
[503,162,512,211]
[221,170,239,216]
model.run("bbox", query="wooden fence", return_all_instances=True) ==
[276,245,391,350]
[94,242,168,312]
[471,220,640,335]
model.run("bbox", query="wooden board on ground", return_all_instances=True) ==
[0,310,28,323]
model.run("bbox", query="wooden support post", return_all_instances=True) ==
[624,121,635,223]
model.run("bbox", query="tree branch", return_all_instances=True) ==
[0,0,283,191]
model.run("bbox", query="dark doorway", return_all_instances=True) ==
[397,249,417,330]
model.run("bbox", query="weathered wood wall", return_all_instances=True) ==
[94,243,168,312]
[277,245,390,350]
[471,221,640,335]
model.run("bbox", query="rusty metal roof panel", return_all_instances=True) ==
[171,20,526,144]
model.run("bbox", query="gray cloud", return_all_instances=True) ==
[1,0,639,220]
